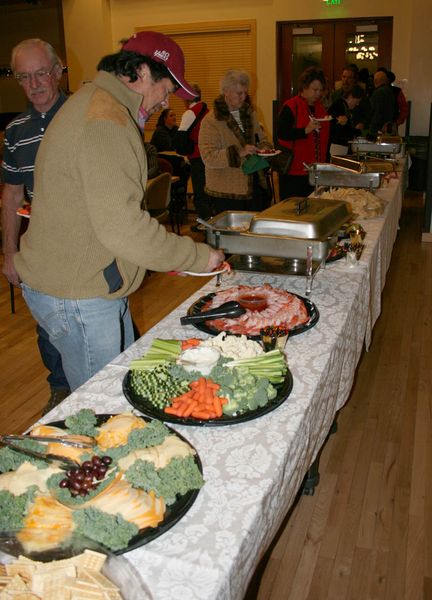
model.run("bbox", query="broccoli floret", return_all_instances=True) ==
[0,440,47,472]
[65,409,98,436]
[209,364,238,387]
[267,382,277,400]
[248,378,271,410]
[161,457,204,499]
[222,398,240,416]
[125,455,204,505]
[72,507,138,551]
[127,420,170,449]
[0,486,38,531]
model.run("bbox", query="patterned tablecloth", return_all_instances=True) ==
[40,168,404,600]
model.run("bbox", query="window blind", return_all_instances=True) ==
[137,21,256,136]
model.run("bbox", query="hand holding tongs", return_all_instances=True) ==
[0,434,95,470]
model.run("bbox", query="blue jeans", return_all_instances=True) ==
[22,284,134,391]
[37,324,70,391]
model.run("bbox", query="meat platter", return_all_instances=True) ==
[184,284,319,339]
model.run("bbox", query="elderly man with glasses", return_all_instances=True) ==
[1,38,70,414]
[14,31,224,394]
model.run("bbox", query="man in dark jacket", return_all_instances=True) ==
[368,70,397,137]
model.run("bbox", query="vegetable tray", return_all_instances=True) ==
[122,369,294,426]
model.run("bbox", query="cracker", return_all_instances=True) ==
[31,566,75,596]
[64,578,105,598]
[3,575,28,592]
[4,565,34,584]
[78,570,118,592]
[41,576,71,600]
[77,551,106,572]
[101,591,123,600]
[0,551,122,600]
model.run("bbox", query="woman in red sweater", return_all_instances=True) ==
[277,67,330,199]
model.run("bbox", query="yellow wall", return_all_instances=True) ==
[61,0,431,135]
[62,0,112,89]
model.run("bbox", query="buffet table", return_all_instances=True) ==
[38,166,404,600]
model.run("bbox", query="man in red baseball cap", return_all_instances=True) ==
[15,31,224,392]
[122,31,196,100]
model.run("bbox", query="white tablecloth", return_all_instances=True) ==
[41,168,404,600]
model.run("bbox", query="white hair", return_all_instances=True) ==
[220,69,250,94]
[11,38,62,72]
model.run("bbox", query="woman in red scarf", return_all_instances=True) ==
[277,67,330,199]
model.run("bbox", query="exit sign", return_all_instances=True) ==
[323,0,341,4]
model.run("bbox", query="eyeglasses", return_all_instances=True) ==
[15,64,58,85]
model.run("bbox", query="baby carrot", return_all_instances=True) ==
[164,377,229,420]
[183,400,198,418]
[181,338,201,350]
[164,406,182,415]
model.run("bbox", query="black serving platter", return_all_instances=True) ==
[183,291,319,340]
[123,369,294,427]
[20,414,203,555]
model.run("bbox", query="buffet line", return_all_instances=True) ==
[0,148,406,599]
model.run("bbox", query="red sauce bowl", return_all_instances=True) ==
[237,294,268,312]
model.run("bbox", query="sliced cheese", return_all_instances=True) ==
[95,414,145,450]
[0,462,62,495]
[118,434,195,471]
[79,476,165,529]
[18,495,75,553]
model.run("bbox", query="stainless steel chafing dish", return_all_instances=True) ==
[203,197,351,265]
[331,154,395,173]
[306,162,383,190]
[349,136,402,156]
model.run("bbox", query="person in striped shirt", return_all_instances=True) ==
[1,38,70,413]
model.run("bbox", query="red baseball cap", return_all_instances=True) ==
[122,31,196,100]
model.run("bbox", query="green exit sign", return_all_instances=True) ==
[323,0,341,4]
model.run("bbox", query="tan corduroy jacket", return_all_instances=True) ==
[15,71,209,299]
[199,96,270,200]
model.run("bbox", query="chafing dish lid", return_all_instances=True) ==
[331,154,395,173]
[249,197,351,240]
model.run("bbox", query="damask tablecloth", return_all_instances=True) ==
[40,169,403,600]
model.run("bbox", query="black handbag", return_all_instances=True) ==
[270,145,294,176]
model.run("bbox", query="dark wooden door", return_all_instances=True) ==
[276,17,393,103]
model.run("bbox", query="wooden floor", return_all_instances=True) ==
[1,195,431,599]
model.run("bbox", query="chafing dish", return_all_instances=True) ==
[203,197,351,263]
[306,162,383,190]
[350,136,401,155]
[331,154,395,173]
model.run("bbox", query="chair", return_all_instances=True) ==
[144,172,172,224]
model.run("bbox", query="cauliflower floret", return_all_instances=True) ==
[201,332,263,360]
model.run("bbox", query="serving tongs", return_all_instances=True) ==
[180,300,246,326]
[0,434,95,470]
[2,434,95,448]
